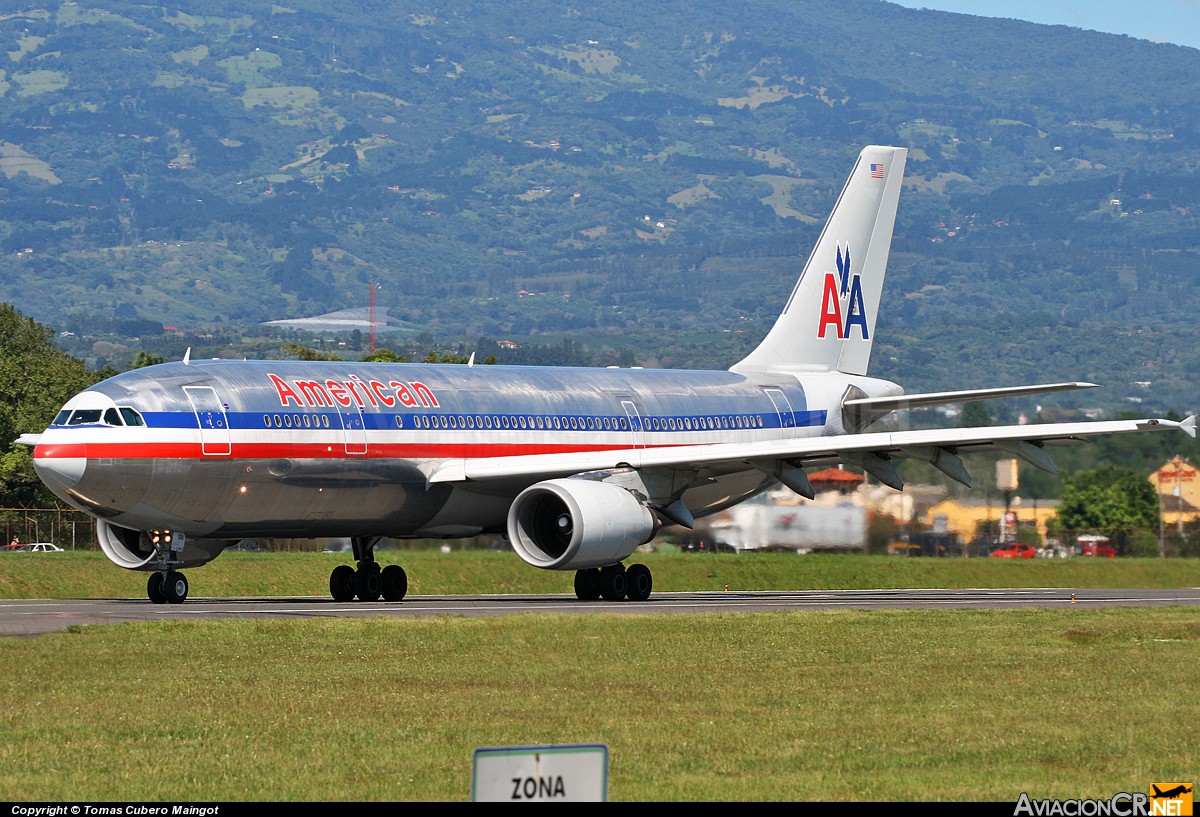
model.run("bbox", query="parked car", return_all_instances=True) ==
[990,542,1037,559]
[14,542,64,552]
[1081,542,1117,558]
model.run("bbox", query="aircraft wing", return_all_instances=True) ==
[427,415,1196,492]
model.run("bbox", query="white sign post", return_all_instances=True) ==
[471,743,608,802]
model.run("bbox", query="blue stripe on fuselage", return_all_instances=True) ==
[137,408,829,433]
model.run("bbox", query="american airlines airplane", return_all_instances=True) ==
[19,145,1195,605]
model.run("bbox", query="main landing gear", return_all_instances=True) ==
[573,562,653,602]
[329,536,407,603]
[147,570,189,604]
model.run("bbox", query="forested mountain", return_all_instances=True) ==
[1,0,1198,416]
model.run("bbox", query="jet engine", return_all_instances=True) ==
[96,519,230,571]
[506,478,656,570]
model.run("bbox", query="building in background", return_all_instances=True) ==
[1149,456,1200,528]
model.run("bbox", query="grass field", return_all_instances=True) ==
[6,549,1200,600]
[1,550,1197,802]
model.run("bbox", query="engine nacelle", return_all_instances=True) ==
[96,520,232,571]
[507,478,657,570]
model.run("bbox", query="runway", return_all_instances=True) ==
[3,587,1199,637]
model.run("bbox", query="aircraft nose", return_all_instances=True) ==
[32,444,87,494]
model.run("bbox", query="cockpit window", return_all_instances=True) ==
[67,409,103,425]
[119,407,145,427]
[53,410,71,426]
[103,408,124,426]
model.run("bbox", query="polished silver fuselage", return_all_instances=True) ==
[33,359,882,542]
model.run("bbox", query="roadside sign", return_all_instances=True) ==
[471,743,608,802]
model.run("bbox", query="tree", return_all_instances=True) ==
[277,343,342,361]
[0,305,99,507]
[131,351,165,369]
[959,402,992,428]
[360,348,410,363]
[422,351,496,364]
[1053,466,1160,555]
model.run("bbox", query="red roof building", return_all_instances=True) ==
[807,467,865,494]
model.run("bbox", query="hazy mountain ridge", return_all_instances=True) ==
[0,0,1198,413]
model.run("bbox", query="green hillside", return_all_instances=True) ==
[0,0,1198,415]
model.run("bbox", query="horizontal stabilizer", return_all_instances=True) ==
[842,381,1099,432]
[844,381,1096,413]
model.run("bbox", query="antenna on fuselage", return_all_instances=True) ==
[183,347,191,365]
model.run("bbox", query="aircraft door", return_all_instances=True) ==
[622,400,646,448]
[183,386,232,456]
[338,405,368,455]
[764,388,797,436]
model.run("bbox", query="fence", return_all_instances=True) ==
[1,508,98,550]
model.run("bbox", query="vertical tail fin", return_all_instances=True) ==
[731,145,906,377]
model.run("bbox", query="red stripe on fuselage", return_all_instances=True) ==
[31,443,88,459]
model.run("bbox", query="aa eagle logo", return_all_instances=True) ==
[817,243,870,339]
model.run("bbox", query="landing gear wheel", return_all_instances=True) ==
[625,563,653,601]
[574,568,602,601]
[599,564,627,601]
[163,571,188,604]
[147,572,166,604]
[381,564,408,601]
[353,566,383,602]
[329,565,355,602]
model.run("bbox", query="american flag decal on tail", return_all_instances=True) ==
[870,163,885,179]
